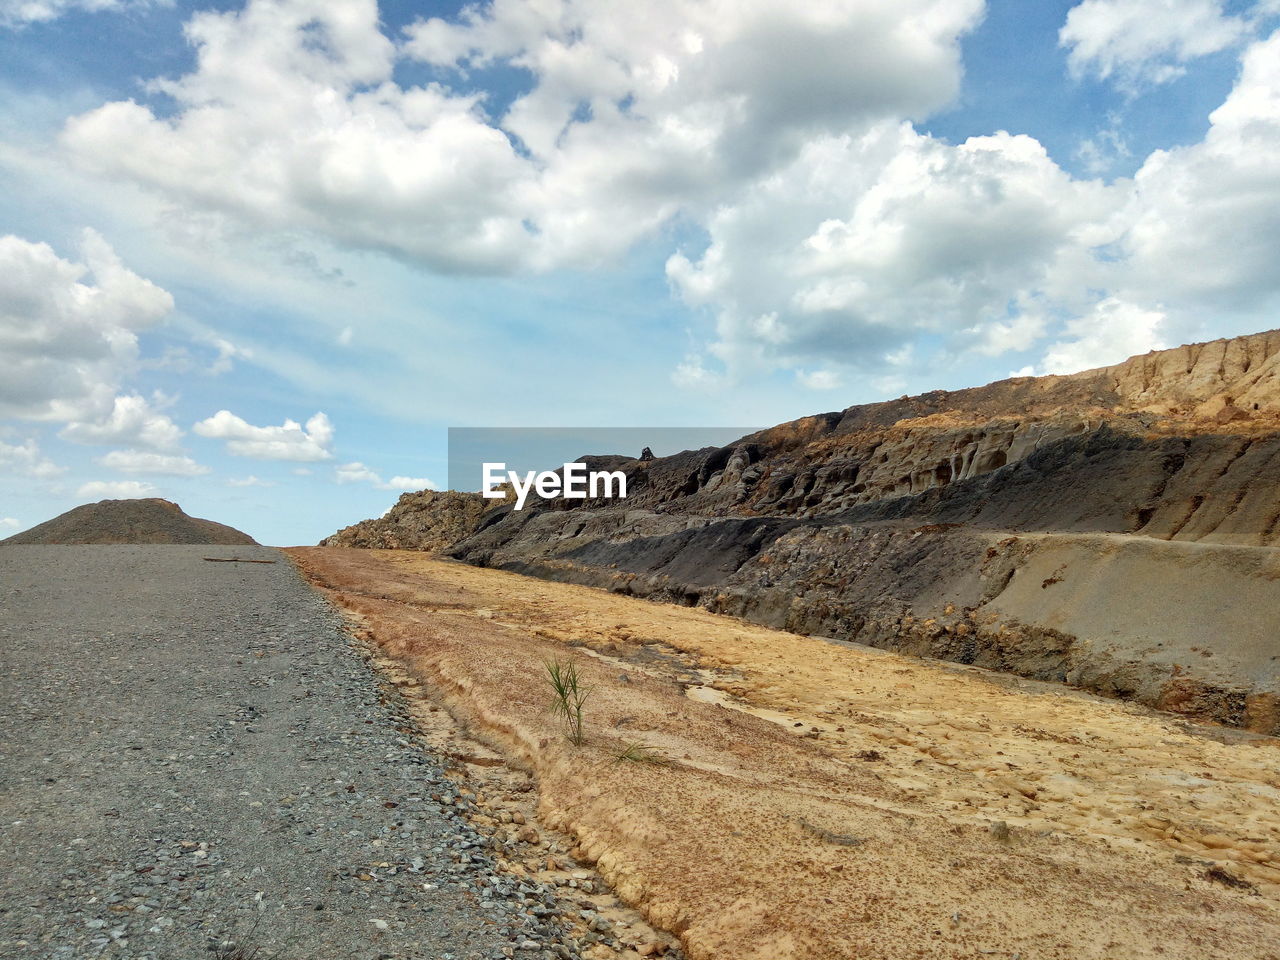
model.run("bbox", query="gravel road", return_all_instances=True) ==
[0,545,577,960]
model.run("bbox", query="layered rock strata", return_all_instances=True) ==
[327,331,1280,732]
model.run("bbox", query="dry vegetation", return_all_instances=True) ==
[289,547,1280,960]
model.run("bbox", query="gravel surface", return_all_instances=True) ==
[0,545,579,960]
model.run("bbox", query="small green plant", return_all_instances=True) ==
[545,656,590,745]
[613,741,669,765]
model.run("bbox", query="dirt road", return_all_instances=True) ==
[0,545,577,960]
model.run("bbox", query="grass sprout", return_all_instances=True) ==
[545,656,590,746]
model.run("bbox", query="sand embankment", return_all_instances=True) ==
[289,547,1280,960]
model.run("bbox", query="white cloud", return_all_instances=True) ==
[1104,29,1280,322]
[1060,0,1248,89]
[665,25,1280,384]
[0,230,173,420]
[97,449,210,475]
[209,338,251,375]
[1075,114,1132,175]
[60,0,983,273]
[667,124,1113,379]
[139,345,196,374]
[334,461,379,485]
[670,354,725,391]
[385,475,436,491]
[967,311,1049,358]
[193,409,334,461]
[0,0,166,28]
[0,437,64,478]
[30,0,1280,394]
[796,369,841,390]
[77,479,157,498]
[60,393,183,450]
[872,373,908,396]
[1039,298,1168,374]
[0,517,20,530]
[336,326,353,347]
[335,460,437,491]
[228,474,272,487]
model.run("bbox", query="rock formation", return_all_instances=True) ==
[321,489,499,552]
[325,330,1280,733]
[3,499,257,545]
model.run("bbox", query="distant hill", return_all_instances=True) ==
[2,499,257,546]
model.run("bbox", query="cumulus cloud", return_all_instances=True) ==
[0,230,173,421]
[1039,298,1168,374]
[60,393,183,450]
[668,24,1280,385]
[228,474,272,487]
[1075,114,1132,175]
[670,354,725,391]
[0,437,64,478]
[334,461,379,485]
[335,461,437,491]
[209,338,252,375]
[41,1,1280,391]
[0,0,166,28]
[0,517,21,531]
[796,369,841,390]
[1104,29,1280,321]
[61,0,983,272]
[97,449,210,475]
[78,479,156,498]
[667,124,1113,379]
[193,410,334,461]
[1060,0,1249,88]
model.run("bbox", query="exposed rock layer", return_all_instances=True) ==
[327,331,1280,732]
[2,498,256,546]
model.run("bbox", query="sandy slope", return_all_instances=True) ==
[289,547,1280,960]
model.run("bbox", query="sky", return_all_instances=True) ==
[1,0,1279,545]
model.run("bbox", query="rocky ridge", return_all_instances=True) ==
[326,330,1280,733]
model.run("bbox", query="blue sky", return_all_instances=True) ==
[2,0,1279,545]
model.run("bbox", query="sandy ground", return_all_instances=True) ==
[288,547,1280,960]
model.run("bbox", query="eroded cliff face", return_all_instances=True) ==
[326,330,1280,732]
